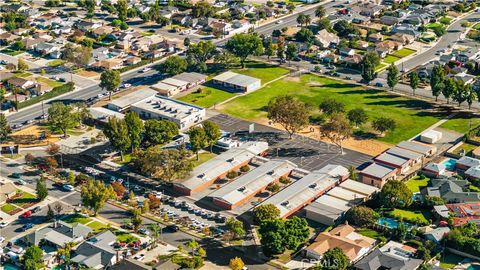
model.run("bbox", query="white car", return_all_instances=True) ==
[0,237,5,244]
[142,67,152,73]
[63,185,74,191]
[276,20,283,24]
[121,83,132,89]
[0,221,10,228]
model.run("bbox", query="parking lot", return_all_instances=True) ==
[209,114,373,170]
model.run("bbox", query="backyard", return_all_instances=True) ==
[405,175,430,193]
[218,74,450,144]
[387,208,432,224]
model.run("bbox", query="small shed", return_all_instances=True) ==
[420,130,442,144]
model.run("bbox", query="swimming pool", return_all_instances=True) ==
[377,217,414,229]
[3,263,21,270]
[441,158,457,171]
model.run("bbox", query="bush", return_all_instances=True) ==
[279,176,291,184]
[240,165,250,173]
[226,171,238,179]
[266,183,280,193]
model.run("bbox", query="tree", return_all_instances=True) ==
[159,55,187,76]
[36,177,48,201]
[25,153,35,165]
[45,156,58,171]
[379,180,413,208]
[452,81,468,106]
[183,37,191,48]
[111,182,126,197]
[360,52,380,82]
[333,20,356,38]
[149,223,161,243]
[23,245,44,270]
[48,103,79,137]
[315,6,326,18]
[47,205,55,220]
[143,119,179,146]
[319,247,349,270]
[226,218,246,239]
[226,33,263,68]
[202,121,221,152]
[62,44,92,67]
[57,241,75,267]
[253,204,280,223]
[132,147,194,182]
[430,65,445,101]
[99,69,121,100]
[287,3,295,12]
[442,78,456,104]
[124,111,144,151]
[295,27,314,43]
[131,207,143,232]
[285,43,298,63]
[0,113,11,143]
[17,58,28,71]
[320,113,352,155]
[258,216,309,255]
[268,95,309,139]
[115,0,128,21]
[81,179,116,216]
[186,239,200,254]
[296,13,306,26]
[263,36,275,60]
[319,98,345,116]
[103,117,131,161]
[54,203,63,217]
[192,1,214,17]
[387,63,399,91]
[214,51,240,69]
[345,206,379,227]
[188,126,207,160]
[187,40,217,67]
[229,257,245,270]
[466,85,477,109]
[372,117,396,136]
[276,36,285,62]
[409,71,419,96]
[347,108,368,127]
[142,200,150,213]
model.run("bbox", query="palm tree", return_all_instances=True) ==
[296,13,305,26]
[149,223,161,244]
[315,6,326,18]
[304,14,312,26]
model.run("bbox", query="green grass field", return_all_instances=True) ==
[14,72,32,78]
[392,48,416,58]
[389,208,431,224]
[375,63,387,72]
[233,62,289,84]
[87,221,109,232]
[1,49,23,56]
[62,214,92,225]
[356,228,383,240]
[440,251,466,269]
[474,23,480,30]
[178,86,236,108]
[452,142,478,156]
[36,77,63,88]
[115,231,139,244]
[426,22,443,29]
[47,60,65,67]
[439,114,480,134]
[1,203,18,214]
[11,191,37,207]
[193,152,217,167]
[405,176,430,193]
[219,75,445,144]
[383,55,401,64]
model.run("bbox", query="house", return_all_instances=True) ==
[355,3,383,17]
[212,71,261,93]
[424,227,450,244]
[0,71,15,81]
[92,26,114,37]
[71,230,120,269]
[392,24,421,38]
[339,48,355,57]
[124,56,141,65]
[436,202,480,227]
[359,163,397,188]
[35,42,61,56]
[315,29,340,49]
[455,49,480,64]
[0,33,19,44]
[90,59,124,70]
[209,21,232,35]
[13,28,29,36]
[21,37,45,50]
[354,241,423,270]
[22,221,92,247]
[110,259,152,270]
[423,162,446,178]
[343,54,362,66]
[232,19,250,29]
[0,182,17,204]
[376,40,403,53]
[305,223,376,262]
[171,14,193,27]
[76,20,103,32]
[380,15,400,26]
[368,33,383,42]
[389,33,415,45]
[31,83,53,96]
[424,177,480,203]
[456,156,480,172]
[7,77,36,90]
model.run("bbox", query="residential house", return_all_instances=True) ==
[354,241,423,270]
[360,163,397,188]
[368,33,383,42]
[380,15,400,26]
[13,28,29,36]
[355,3,383,17]
[424,177,480,203]
[435,202,480,227]
[76,20,103,32]
[0,182,17,204]
[7,77,36,90]
[71,230,120,269]
[424,227,450,244]
[90,58,124,70]
[392,24,421,38]
[31,83,53,96]
[232,19,250,29]
[376,40,403,54]
[92,26,114,38]
[209,21,232,35]
[339,48,355,57]
[0,71,15,81]
[0,33,19,44]
[343,54,362,67]
[455,49,480,64]
[35,42,62,56]
[315,29,340,49]
[305,223,376,262]
[21,37,45,50]
[422,162,446,178]
[22,221,92,247]
[124,56,142,65]
[389,33,415,45]
[456,156,480,172]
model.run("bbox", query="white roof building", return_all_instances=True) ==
[106,88,158,112]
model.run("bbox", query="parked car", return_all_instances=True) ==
[141,67,152,73]
[121,83,132,89]
[375,82,384,87]
[138,228,149,235]
[22,211,32,218]
[21,223,33,231]
[0,236,5,243]
[31,206,41,213]
[15,179,26,185]
[9,172,21,178]
[165,225,179,232]
[63,185,74,191]
[0,221,10,228]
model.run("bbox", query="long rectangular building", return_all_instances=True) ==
[256,165,349,218]
[212,71,261,92]
[210,159,297,210]
[173,141,269,195]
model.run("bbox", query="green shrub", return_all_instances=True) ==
[240,165,250,173]
[266,183,280,193]
[279,176,291,184]
[226,171,238,179]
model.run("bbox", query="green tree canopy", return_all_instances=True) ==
[81,179,116,215]
[387,63,399,91]
[345,206,379,227]
[47,102,80,137]
[99,69,121,100]
[188,126,207,159]
[318,247,350,270]
[378,180,413,208]
[124,111,144,151]
[226,33,264,68]
[160,55,188,76]
[202,121,221,152]
[347,108,368,127]
[409,71,419,96]
[253,204,281,224]
[143,119,178,146]
[103,116,131,160]
[372,117,396,136]
[0,113,11,143]
[23,245,45,270]
[268,95,310,139]
[319,98,345,116]
[36,177,48,201]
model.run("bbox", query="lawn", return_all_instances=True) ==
[62,214,92,225]
[1,203,18,214]
[405,175,430,193]
[114,230,139,244]
[14,72,33,78]
[389,208,431,224]
[177,86,236,108]
[233,62,289,84]
[11,191,37,207]
[439,114,480,134]
[47,59,65,67]
[356,228,383,240]
[392,48,416,58]
[383,55,401,64]
[452,142,478,156]
[474,23,480,30]
[87,221,109,232]
[426,22,443,29]
[1,49,23,56]
[375,63,387,72]
[192,152,217,167]
[440,251,466,269]
[219,75,444,144]
[113,153,133,165]
[36,77,63,88]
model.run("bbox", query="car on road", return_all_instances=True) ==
[22,210,32,218]
[9,172,21,178]
[138,228,149,235]
[0,221,10,228]
[165,225,179,232]
[133,254,145,261]
[345,76,352,80]
[141,67,152,73]
[31,206,41,213]
[21,223,33,231]
[59,78,66,82]
[375,82,384,87]
[15,179,26,185]
[121,83,132,89]
[0,236,5,243]
[276,20,283,24]
[12,123,23,129]
[63,184,74,191]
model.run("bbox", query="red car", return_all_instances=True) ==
[21,210,32,218]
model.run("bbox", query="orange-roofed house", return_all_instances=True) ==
[304,223,376,262]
